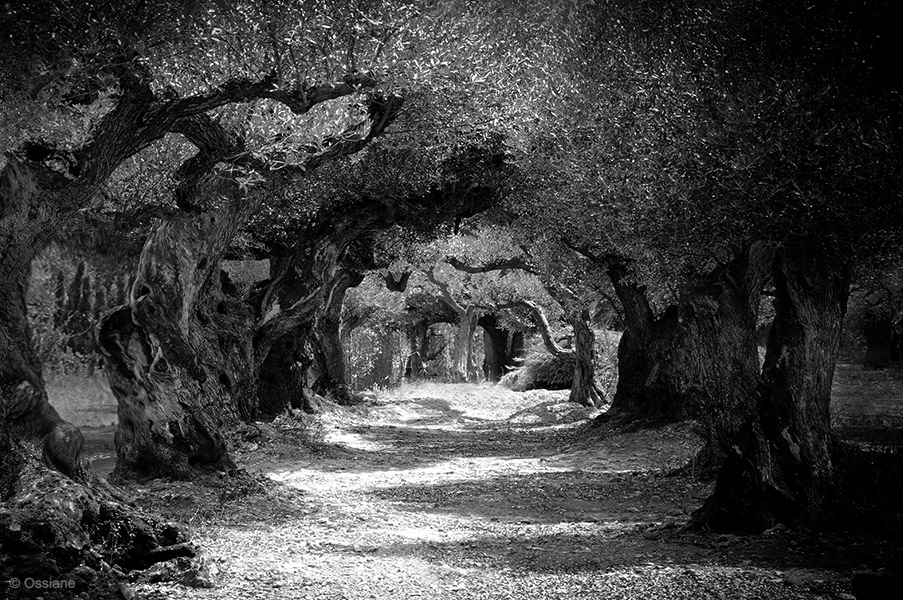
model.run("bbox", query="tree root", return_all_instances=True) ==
[0,451,198,599]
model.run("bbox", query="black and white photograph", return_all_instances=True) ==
[1,1,900,598]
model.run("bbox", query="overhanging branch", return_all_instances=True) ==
[497,300,571,357]
[168,71,380,120]
[426,268,466,315]
[445,255,537,275]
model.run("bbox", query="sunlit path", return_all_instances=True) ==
[131,383,878,600]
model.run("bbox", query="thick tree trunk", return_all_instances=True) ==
[254,241,351,415]
[694,241,851,531]
[0,116,206,591]
[569,309,604,408]
[98,211,257,481]
[313,269,364,403]
[2,77,399,586]
[2,242,191,591]
[606,248,767,465]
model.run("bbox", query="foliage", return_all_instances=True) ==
[343,272,408,331]
[499,0,903,297]
[345,327,407,390]
[27,246,131,377]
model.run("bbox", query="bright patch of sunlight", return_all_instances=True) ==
[324,431,393,451]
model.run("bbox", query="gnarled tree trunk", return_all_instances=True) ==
[515,299,603,407]
[425,269,480,383]
[605,247,769,468]
[694,240,851,531]
[97,209,257,481]
[98,94,404,477]
[569,308,604,408]
[1,150,193,590]
[313,269,365,403]
[254,215,384,414]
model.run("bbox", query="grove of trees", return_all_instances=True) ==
[1,0,901,592]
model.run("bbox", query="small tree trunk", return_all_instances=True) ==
[694,240,851,531]
[450,307,478,382]
[479,314,525,381]
[405,320,430,379]
[314,269,364,403]
[372,328,397,387]
[863,313,894,368]
[569,309,604,408]
[509,331,525,367]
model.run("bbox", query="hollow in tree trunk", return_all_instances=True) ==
[693,240,851,531]
[479,314,515,382]
[257,330,320,416]
[0,108,214,594]
[2,253,193,591]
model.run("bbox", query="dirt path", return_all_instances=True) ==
[131,383,889,600]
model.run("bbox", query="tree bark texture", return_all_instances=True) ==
[449,307,479,382]
[1,72,396,584]
[606,247,769,464]
[313,269,365,403]
[694,240,851,531]
[569,309,604,408]
[1,162,193,585]
[98,209,258,481]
